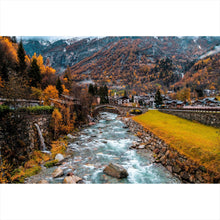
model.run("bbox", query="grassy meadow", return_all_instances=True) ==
[133,110,220,173]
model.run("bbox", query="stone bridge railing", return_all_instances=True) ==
[92,104,148,117]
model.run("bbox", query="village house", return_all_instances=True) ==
[191,97,220,107]
[134,94,156,108]
[117,96,130,105]
[164,100,184,108]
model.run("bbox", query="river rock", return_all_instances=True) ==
[67,134,74,139]
[55,153,64,162]
[38,179,49,184]
[103,163,128,179]
[63,175,82,184]
[137,144,145,149]
[52,167,64,178]
[63,176,76,184]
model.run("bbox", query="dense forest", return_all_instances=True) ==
[22,36,220,97]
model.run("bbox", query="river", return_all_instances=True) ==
[27,112,180,183]
[67,112,180,183]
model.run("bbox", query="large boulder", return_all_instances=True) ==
[103,163,128,179]
[63,175,82,184]
[52,167,64,178]
[38,179,49,184]
[55,153,64,162]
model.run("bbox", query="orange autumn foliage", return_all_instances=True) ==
[52,108,63,138]
[43,85,59,105]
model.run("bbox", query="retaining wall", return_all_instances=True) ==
[0,112,52,166]
[159,109,220,128]
[123,118,220,183]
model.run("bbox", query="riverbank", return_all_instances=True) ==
[122,112,220,183]
[25,112,180,183]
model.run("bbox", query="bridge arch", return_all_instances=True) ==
[92,105,121,117]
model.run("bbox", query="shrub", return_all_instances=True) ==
[51,139,67,158]
[17,106,54,114]
[0,105,11,116]
[130,109,142,115]
[44,160,58,168]
[11,166,42,183]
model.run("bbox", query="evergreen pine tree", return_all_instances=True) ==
[155,89,163,108]
[28,58,42,87]
[99,86,104,104]
[17,40,27,75]
[88,84,94,96]
[56,77,63,96]
[104,85,109,103]
[1,63,9,81]
[94,84,98,95]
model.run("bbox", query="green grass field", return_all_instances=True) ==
[133,110,220,173]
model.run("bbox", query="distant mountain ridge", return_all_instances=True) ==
[23,36,220,93]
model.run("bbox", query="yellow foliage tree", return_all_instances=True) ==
[0,159,12,183]
[0,76,4,88]
[0,37,18,62]
[31,53,45,74]
[62,84,69,95]
[177,87,191,103]
[52,108,63,139]
[43,85,59,105]
[31,87,43,101]
[25,55,31,66]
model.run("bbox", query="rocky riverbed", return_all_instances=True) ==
[26,112,181,184]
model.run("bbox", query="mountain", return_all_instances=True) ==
[175,52,220,91]
[23,37,123,73]
[22,36,220,93]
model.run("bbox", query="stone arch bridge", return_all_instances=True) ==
[92,105,148,117]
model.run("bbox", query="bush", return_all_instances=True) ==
[11,166,42,183]
[44,160,58,168]
[17,106,54,114]
[0,105,11,115]
[129,109,142,115]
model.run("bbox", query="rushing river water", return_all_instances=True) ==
[66,112,180,184]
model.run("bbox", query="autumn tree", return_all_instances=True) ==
[0,73,30,107]
[31,87,43,101]
[28,58,42,87]
[43,85,59,105]
[31,53,45,74]
[62,84,69,95]
[0,37,18,81]
[177,87,191,103]
[0,76,4,88]
[41,66,56,89]
[52,109,63,139]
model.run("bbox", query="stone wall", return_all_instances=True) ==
[0,112,52,166]
[159,109,220,128]
[122,118,220,183]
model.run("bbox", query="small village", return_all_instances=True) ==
[1,88,220,110]
[108,89,220,109]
